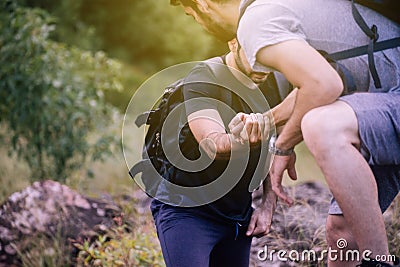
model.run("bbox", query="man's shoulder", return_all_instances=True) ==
[184,56,233,87]
[238,0,302,34]
[183,60,218,85]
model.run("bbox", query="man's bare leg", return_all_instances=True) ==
[301,101,389,261]
[326,215,359,266]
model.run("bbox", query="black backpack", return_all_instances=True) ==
[128,57,234,196]
[128,78,185,196]
[356,0,400,24]
[239,0,400,89]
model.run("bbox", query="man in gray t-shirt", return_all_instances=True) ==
[170,0,400,266]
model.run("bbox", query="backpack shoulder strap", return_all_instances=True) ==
[328,0,400,88]
[350,0,380,87]
[205,56,233,106]
[205,56,270,113]
[328,37,400,61]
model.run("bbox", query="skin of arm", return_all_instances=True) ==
[256,39,344,150]
[188,108,259,160]
[270,88,297,128]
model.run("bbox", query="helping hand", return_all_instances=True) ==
[228,112,270,144]
[270,152,297,206]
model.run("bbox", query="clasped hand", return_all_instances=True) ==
[228,112,271,144]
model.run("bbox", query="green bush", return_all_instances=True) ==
[74,196,165,267]
[74,224,165,267]
[0,1,123,181]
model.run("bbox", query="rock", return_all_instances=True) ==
[250,182,331,267]
[0,180,122,266]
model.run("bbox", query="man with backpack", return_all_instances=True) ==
[134,38,299,267]
[170,0,400,266]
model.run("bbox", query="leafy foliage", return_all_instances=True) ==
[16,0,101,52]
[74,224,165,267]
[0,1,122,181]
[18,0,227,73]
[13,0,227,111]
[73,196,165,267]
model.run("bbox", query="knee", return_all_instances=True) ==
[302,108,337,153]
[301,106,347,155]
[326,216,345,245]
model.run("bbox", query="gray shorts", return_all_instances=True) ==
[329,92,400,215]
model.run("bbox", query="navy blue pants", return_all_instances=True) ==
[151,200,252,267]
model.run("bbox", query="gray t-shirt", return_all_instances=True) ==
[237,0,400,92]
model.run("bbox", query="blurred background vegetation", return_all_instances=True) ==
[0,1,235,265]
[0,0,228,197]
[15,0,227,112]
[0,1,228,265]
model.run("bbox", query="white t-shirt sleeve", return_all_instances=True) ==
[237,2,307,72]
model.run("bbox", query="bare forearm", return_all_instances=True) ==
[200,132,232,160]
[262,176,277,205]
[200,132,255,160]
[270,88,298,127]
[188,109,249,160]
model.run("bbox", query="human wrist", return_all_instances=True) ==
[263,192,277,205]
[260,196,277,212]
[268,135,294,156]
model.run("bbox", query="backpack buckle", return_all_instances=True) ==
[371,24,379,42]
[135,110,157,127]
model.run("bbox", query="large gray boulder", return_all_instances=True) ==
[0,180,121,266]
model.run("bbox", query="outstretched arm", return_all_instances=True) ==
[228,87,299,205]
[271,88,298,128]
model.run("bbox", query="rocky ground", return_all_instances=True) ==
[0,180,123,266]
[249,182,330,267]
[1,180,398,267]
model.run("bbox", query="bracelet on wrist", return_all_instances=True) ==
[268,135,294,156]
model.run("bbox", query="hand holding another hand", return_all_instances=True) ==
[228,112,271,144]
